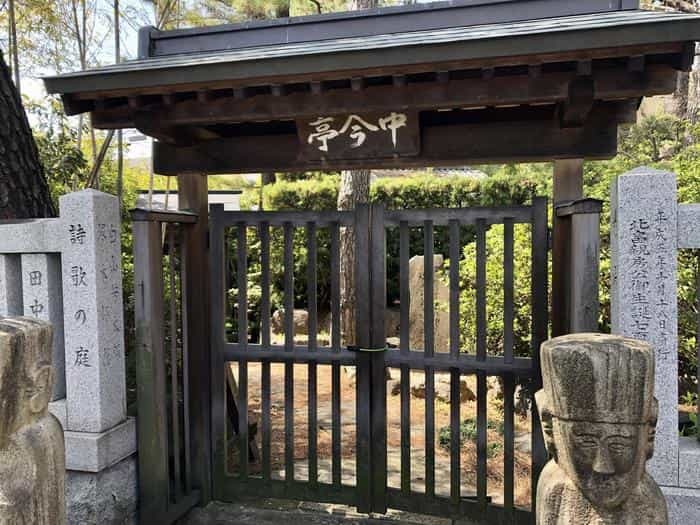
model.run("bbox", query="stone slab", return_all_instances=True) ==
[0,254,23,315]
[21,253,66,400]
[678,204,700,249]
[59,190,126,433]
[64,418,136,473]
[0,218,63,253]
[661,485,700,525]
[66,454,137,525]
[679,436,700,489]
[610,167,679,486]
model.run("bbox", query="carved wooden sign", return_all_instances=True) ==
[297,111,420,160]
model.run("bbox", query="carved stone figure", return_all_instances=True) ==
[535,333,667,525]
[0,317,65,525]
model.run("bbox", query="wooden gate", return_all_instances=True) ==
[209,198,548,523]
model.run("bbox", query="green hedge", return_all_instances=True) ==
[232,173,542,326]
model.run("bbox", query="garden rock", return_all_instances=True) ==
[408,255,450,353]
[271,309,309,336]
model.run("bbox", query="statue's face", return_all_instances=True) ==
[553,419,647,509]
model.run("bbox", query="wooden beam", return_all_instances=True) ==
[177,174,212,505]
[551,159,584,337]
[90,64,677,130]
[153,114,618,175]
[133,112,222,145]
[557,77,594,127]
[61,42,686,105]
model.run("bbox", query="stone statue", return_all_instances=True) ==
[0,317,65,525]
[535,333,667,525]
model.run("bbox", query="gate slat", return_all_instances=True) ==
[475,218,488,505]
[283,223,295,483]
[424,220,435,358]
[426,368,435,498]
[448,220,461,506]
[168,227,182,499]
[307,223,318,352]
[400,221,410,356]
[400,364,411,494]
[424,221,435,498]
[262,360,271,480]
[503,374,515,516]
[330,223,341,352]
[307,223,318,486]
[476,219,487,361]
[237,223,249,479]
[531,197,549,513]
[400,220,411,495]
[332,362,341,487]
[450,369,460,506]
[477,372,487,506]
[370,203,387,514]
[284,223,294,352]
[449,220,460,359]
[260,222,272,481]
[504,218,514,364]
[355,204,372,513]
[260,222,271,349]
[326,221,343,489]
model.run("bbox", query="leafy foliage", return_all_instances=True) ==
[438,417,504,457]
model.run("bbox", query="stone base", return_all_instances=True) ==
[661,485,700,525]
[66,454,138,525]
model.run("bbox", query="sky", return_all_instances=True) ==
[24,0,153,101]
[20,0,154,158]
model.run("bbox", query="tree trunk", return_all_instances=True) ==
[115,0,123,204]
[0,51,55,219]
[672,71,690,119]
[337,170,370,345]
[337,0,378,346]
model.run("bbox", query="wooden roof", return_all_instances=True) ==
[42,1,700,173]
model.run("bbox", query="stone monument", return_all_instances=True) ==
[0,317,65,524]
[535,333,667,525]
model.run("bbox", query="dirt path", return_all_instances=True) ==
[226,362,532,508]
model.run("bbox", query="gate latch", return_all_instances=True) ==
[348,345,388,353]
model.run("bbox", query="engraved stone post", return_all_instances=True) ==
[59,190,126,433]
[0,254,22,316]
[611,167,678,485]
[20,254,65,400]
[536,333,667,525]
[0,317,66,525]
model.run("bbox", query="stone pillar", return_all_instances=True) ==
[54,190,137,523]
[0,254,22,315]
[611,167,678,486]
[21,253,65,400]
[58,189,126,433]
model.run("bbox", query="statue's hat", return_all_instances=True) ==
[540,333,655,424]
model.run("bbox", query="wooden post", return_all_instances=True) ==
[178,173,212,505]
[133,219,169,521]
[551,159,583,336]
[555,199,602,333]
